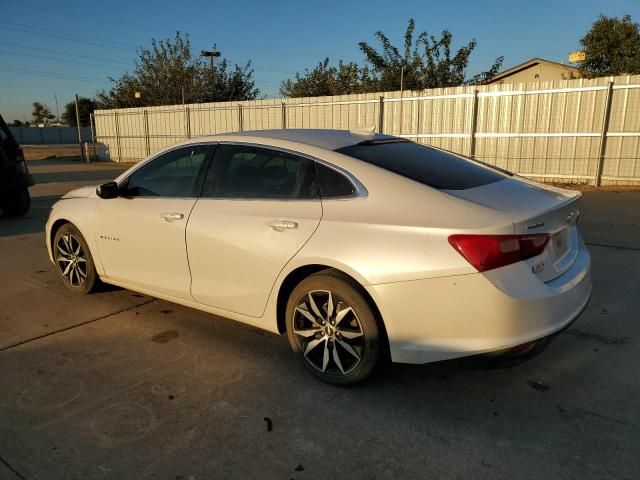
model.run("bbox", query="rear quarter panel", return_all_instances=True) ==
[289,152,517,285]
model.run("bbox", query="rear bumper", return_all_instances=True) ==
[366,236,592,364]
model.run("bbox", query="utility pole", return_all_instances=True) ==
[200,48,221,99]
[399,66,405,135]
[75,94,85,162]
[54,94,60,123]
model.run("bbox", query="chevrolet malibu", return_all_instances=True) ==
[46,129,591,385]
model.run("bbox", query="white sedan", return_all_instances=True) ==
[46,129,591,384]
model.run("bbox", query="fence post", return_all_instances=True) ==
[469,90,479,159]
[378,96,385,133]
[143,109,151,156]
[89,113,96,161]
[114,112,122,163]
[237,104,243,131]
[89,114,96,143]
[184,106,191,139]
[74,94,86,162]
[281,102,286,129]
[595,81,614,186]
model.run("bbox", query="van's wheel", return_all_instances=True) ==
[53,223,98,294]
[0,186,30,217]
[286,270,381,385]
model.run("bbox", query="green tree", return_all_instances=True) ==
[578,15,640,77]
[31,102,55,125]
[61,97,96,126]
[96,32,259,108]
[11,120,23,127]
[280,58,374,97]
[358,19,503,90]
[281,19,503,97]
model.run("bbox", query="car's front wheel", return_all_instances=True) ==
[53,223,98,294]
[286,270,382,385]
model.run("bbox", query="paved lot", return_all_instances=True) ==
[0,155,639,480]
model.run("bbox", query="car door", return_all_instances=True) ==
[95,144,213,299]
[186,143,322,317]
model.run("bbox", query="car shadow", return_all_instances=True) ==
[0,194,61,237]
[0,298,606,479]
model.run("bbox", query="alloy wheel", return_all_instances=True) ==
[56,234,88,287]
[292,289,364,375]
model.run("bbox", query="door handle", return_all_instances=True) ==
[267,220,298,231]
[160,212,184,222]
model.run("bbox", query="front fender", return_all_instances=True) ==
[46,198,104,275]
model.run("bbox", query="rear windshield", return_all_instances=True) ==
[336,140,507,190]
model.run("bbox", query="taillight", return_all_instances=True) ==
[448,234,550,272]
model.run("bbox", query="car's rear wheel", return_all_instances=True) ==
[53,223,98,294]
[286,270,381,385]
[0,186,30,217]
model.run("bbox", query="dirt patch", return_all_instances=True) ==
[22,145,81,161]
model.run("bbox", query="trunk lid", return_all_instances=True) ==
[443,177,581,282]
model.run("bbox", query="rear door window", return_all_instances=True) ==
[202,144,319,199]
[336,140,507,190]
[315,162,357,198]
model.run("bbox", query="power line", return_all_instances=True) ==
[1,20,137,49]
[0,54,289,87]
[6,4,137,30]
[0,22,137,52]
[0,65,280,88]
[0,40,299,77]
[0,41,133,67]
[0,49,126,71]
[0,65,110,83]
[0,80,64,90]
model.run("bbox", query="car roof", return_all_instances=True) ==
[205,128,397,151]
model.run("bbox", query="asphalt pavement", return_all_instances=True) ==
[0,154,638,480]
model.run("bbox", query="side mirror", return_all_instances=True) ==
[96,181,119,199]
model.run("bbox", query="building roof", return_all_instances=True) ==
[220,128,394,150]
[488,58,580,84]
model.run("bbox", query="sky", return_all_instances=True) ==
[0,0,638,122]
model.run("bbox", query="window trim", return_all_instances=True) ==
[118,142,217,200]
[199,141,367,202]
[117,140,368,201]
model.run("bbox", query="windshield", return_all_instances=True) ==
[336,140,508,190]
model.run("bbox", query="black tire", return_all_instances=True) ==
[53,223,98,294]
[0,186,30,217]
[286,270,382,385]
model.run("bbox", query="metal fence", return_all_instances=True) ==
[94,74,640,185]
[9,126,92,145]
